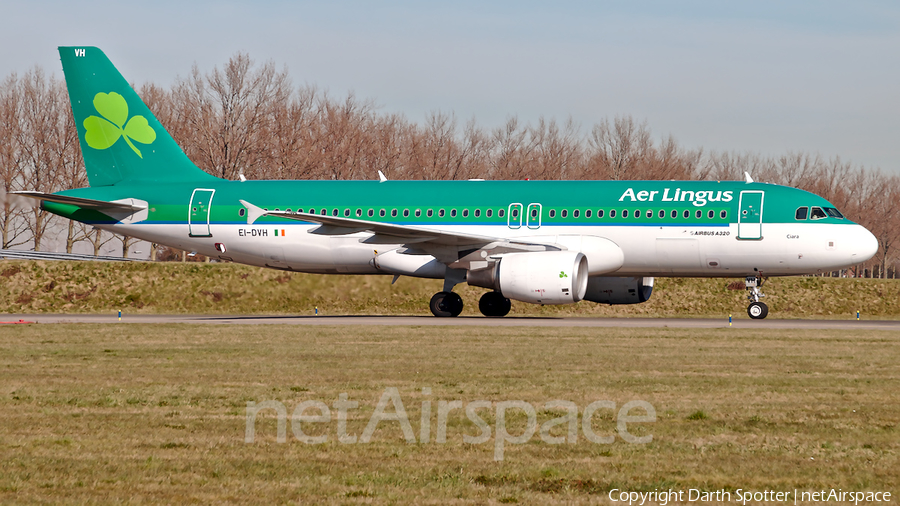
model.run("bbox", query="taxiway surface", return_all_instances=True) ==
[3,314,898,330]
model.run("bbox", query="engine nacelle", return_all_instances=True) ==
[468,251,589,305]
[582,277,654,305]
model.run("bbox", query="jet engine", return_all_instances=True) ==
[582,277,654,305]
[467,251,589,304]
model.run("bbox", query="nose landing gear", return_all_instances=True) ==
[745,275,768,319]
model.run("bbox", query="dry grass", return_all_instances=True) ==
[2,260,900,318]
[1,323,898,503]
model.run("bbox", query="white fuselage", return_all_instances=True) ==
[101,220,877,278]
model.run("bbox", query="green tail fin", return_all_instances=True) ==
[59,46,217,187]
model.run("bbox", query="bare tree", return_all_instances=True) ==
[85,228,115,256]
[587,116,650,180]
[489,117,533,179]
[0,74,30,249]
[15,68,77,250]
[172,53,291,180]
[527,117,582,180]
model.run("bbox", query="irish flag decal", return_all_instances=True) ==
[274,229,286,237]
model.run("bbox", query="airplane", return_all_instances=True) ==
[14,47,879,319]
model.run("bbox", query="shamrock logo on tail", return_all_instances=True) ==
[83,92,156,158]
[559,271,568,278]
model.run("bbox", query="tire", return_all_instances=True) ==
[479,292,511,317]
[430,291,463,317]
[747,301,769,319]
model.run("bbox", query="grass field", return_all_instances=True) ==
[2,260,900,318]
[1,323,897,503]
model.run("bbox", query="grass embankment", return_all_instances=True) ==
[1,260,899,318]
[1,324,897,503]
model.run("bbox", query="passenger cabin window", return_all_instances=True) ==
[403,209,409,217]
[707,210,714,219]
[427,209,433,217]
[415,209,421,217]
[321,208,327,215]
[586,210,592,218]
[356,208,362,217]
[658,210,664,218]
[683,210,690,219]
[379,209,386,217]
[451,209,458,218]
[720,210,727,219]
[391,209,398,217]
[610,210,616,218]
[474,209,481,217]
[486,209,492,218]
[622,210,628,218]
[510,209,517,218]
[239,208,246,217]
[332,209,339,216]
[671,210,677,218]
[824,207,844,219]
[795,207,808,220]
[439,209,445,217]
[462,209,469,218]
[646,210,652,218]
[573,209,580,218]
[368,209,374,217]
[499,209,505,218]
[695,210,702,219]
[344,209,350,217]
[549,209,556,218]
[561,210,567,218]
[597,209,604,218]
[810,207,827,220]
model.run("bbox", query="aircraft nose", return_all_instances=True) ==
[851,225,879,263]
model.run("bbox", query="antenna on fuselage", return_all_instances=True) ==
[378,170,388,183]
[744,171,754,183]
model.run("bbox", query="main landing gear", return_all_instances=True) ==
[478,291,511,318]
[745,275,768,319]
[430,268,467,317]
[428,291,512,317]
[429,291,464,317]
[430,268,512,318]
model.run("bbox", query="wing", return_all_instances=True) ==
[239,200,561,264]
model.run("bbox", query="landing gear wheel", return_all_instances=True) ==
[478,291,511,317]
[748,301,769,319]
[430,291,463,317]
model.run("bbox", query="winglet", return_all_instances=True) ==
[378,170,387,183]
[239,200,267,225]
[744,171,754,183]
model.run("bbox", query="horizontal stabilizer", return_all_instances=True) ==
[12,191,147,212]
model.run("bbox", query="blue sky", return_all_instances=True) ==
[4,1,899,173]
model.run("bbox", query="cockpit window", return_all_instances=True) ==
[810,207,827,220]
[824,207,844,219]
[795,207,808,220]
